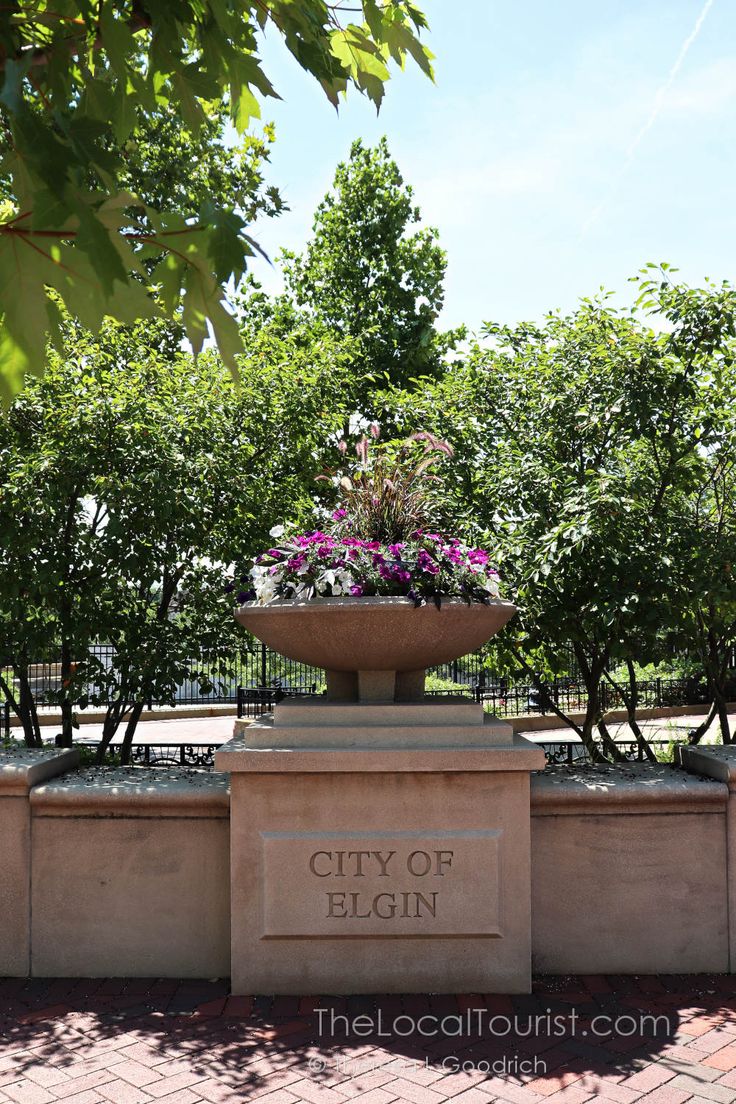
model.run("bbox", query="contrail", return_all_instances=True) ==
[581,0,715,236]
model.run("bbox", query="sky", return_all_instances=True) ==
[246,0,736,333]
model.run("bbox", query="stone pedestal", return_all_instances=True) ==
[216,696,544,994]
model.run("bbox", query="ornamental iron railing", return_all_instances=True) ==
[1,641,732,725]
[235,674,724,721]
[91,738,684,769]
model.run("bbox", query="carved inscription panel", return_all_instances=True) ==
[261,830,501,938]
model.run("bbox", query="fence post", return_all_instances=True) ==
[452,660,459,684]
[656,677,662,707]
[260,642,268,688]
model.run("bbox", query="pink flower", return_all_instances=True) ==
[418,549,440,576]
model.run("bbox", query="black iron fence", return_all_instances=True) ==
[474,674,717,718]
[235,674,721,721]
[1,642,729,726]
[0,644,494,713]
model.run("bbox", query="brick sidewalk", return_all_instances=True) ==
[2,976,736,1103]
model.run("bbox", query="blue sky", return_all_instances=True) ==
[247,0,736,332]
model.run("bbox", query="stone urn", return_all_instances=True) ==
[235,596,516,702]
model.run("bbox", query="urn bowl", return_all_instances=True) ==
[234,596,516,702]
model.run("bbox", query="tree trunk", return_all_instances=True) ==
[688,700,719,745]
[704,618,732,744]
[95,700,126,764]
[58,638,74,747]
[0,669,43,747]
[597,718,626,762]
[715,687,732,744]
[511,646,603,759]
[15,666,43,747]
[601,660,656,762]
[119,702,145,766]
[571,643,610,763]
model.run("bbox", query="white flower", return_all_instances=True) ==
[254,577,278,604]
[483,576,500,597]
[269,524,286,539]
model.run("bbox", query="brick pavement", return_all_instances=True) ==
[2,976,736,1103]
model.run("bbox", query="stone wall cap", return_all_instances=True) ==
[0,746,79,794]
[215,732,545,773]
[678,744,736,787]
[31,766,230,817]
[531,762,727,815]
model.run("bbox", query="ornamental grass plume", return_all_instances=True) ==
[319,427,454,545]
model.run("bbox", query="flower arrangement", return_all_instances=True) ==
[236,429,502,608]
[248,530,500,607]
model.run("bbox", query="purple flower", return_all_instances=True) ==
[468,549,490,566]
[388,542,406,557]
[349,584,364,596]
[380,562,410,583]
[418,549,440,576]
[332,508,347,520]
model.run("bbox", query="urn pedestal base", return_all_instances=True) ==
[215,698,544,995]
[325,668,426,702]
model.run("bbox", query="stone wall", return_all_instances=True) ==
[29,765,230,978]
[531,764,729,974]
[2,747,736,979]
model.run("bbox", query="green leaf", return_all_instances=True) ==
[99,3,136,78]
